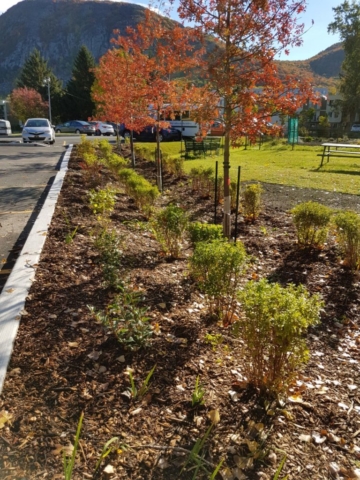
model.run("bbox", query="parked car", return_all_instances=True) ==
[55,120,95,135]
[207,121,225,136]
[22,118,55,144]
[0,119,11,135]
[133,126,182,142]
[88,121,115,136]
[351,124,360,132]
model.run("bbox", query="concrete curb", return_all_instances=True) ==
[0,145,73,394]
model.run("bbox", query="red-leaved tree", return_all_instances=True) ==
[93,10,203,190]
[10,87,48,123]
[176,0,317,235]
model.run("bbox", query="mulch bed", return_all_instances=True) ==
[1,144,360,480]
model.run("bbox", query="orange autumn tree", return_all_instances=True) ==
[93,10,203,190]
[176,0,317,236]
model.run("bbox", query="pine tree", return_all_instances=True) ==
[16,49,62,99]
[64,45,96,120]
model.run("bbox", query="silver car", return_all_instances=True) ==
[22,118,55,144]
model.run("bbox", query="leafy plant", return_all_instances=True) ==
[291,201,333,247]
[236,279,323,396]
[204,333,224,351]
[88,186,117,216]
[189,239,248,320]
[334,210,360,269]
[152,204,189,257]
[118,168,160,216]
[191,376,206,407]
[127,365,156,400]
[92,286,153,351]
[65,226,78,244]
[63,412,83,480]
[190,166,214,197]
[163,156,185,177]
[273,455,288,480]
[94,227,123,289]
[242,183,263,221]
[187,222,224,245]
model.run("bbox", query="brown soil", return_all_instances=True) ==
[1,145,360,480]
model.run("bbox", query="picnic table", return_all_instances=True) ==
[319,142,360,167]
[184,137,222,157]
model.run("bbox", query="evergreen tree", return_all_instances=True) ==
[328,2,360,124]
[16,49,63,122]
[64,46,96,120]
[16,49,63,99]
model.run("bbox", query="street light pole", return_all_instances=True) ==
[43,77,52,124]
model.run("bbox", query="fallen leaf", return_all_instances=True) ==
[208,409,220,425]
[0,411,12,429]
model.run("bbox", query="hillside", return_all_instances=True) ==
[0,0,344,96]
[276,43,344,89]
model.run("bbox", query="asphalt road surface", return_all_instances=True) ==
[0,137,86,292]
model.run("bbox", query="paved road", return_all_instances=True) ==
[0,141,70,292]
[0,135,118,292]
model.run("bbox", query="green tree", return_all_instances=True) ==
[16,49,63,121]
[328,1,360,123]
[64,46,96,120]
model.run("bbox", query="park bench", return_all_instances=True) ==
[318,142,360,167]
[184,137,222,157]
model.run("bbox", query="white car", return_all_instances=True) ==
[89,121,115,136]
[22,118,55,144]
[351,124,360,132]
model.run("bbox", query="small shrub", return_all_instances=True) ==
[104,153,127,175]
[188,222,224,245]
[230,181,239,210]
[80,152,103,184]
[163,156,185,177]
[334,210,360,269]
[118,169,160,215]
[152,204,189,258]
[88,186,117,216]
[291,201,332,247]
[190,166,214,197]
[76,135,96,158]
[93,286,153,351]
[96,138,113,160]
[242,183,263,221]
[236,279,323,396]
[189,240,247,320]
[94,228,123,289]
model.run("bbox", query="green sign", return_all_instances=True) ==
[288,117,298,144]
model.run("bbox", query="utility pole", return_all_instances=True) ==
[43,77,52,124]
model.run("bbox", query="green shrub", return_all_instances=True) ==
[152,204,189,258]
[94,228,123,289]
[334,210,360,269]
[189,240,247,320]
[163,156,185,177]
[242,183,263,221]
[76,135,96,158]
[97,139,113,160]
[230,181,239,210]
[237,279,323,395]
[118,168,160,215]
[105,153,127,175]
[88,186,117,216]
[93,286,152,351]
[188,222,224,245]
[291,201,332,247]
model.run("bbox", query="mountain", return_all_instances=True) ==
[276,43,344,89]
[0,0,172,95]
[0,0,344,96]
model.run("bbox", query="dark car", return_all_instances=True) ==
[55,120,95,135]
[133,126,182,142]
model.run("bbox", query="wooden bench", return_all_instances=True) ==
[319,143,360,167]
[184,140,205,157]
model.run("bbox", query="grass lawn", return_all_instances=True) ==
[152,141,360,195]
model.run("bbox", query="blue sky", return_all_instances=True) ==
[1,0,342,60]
